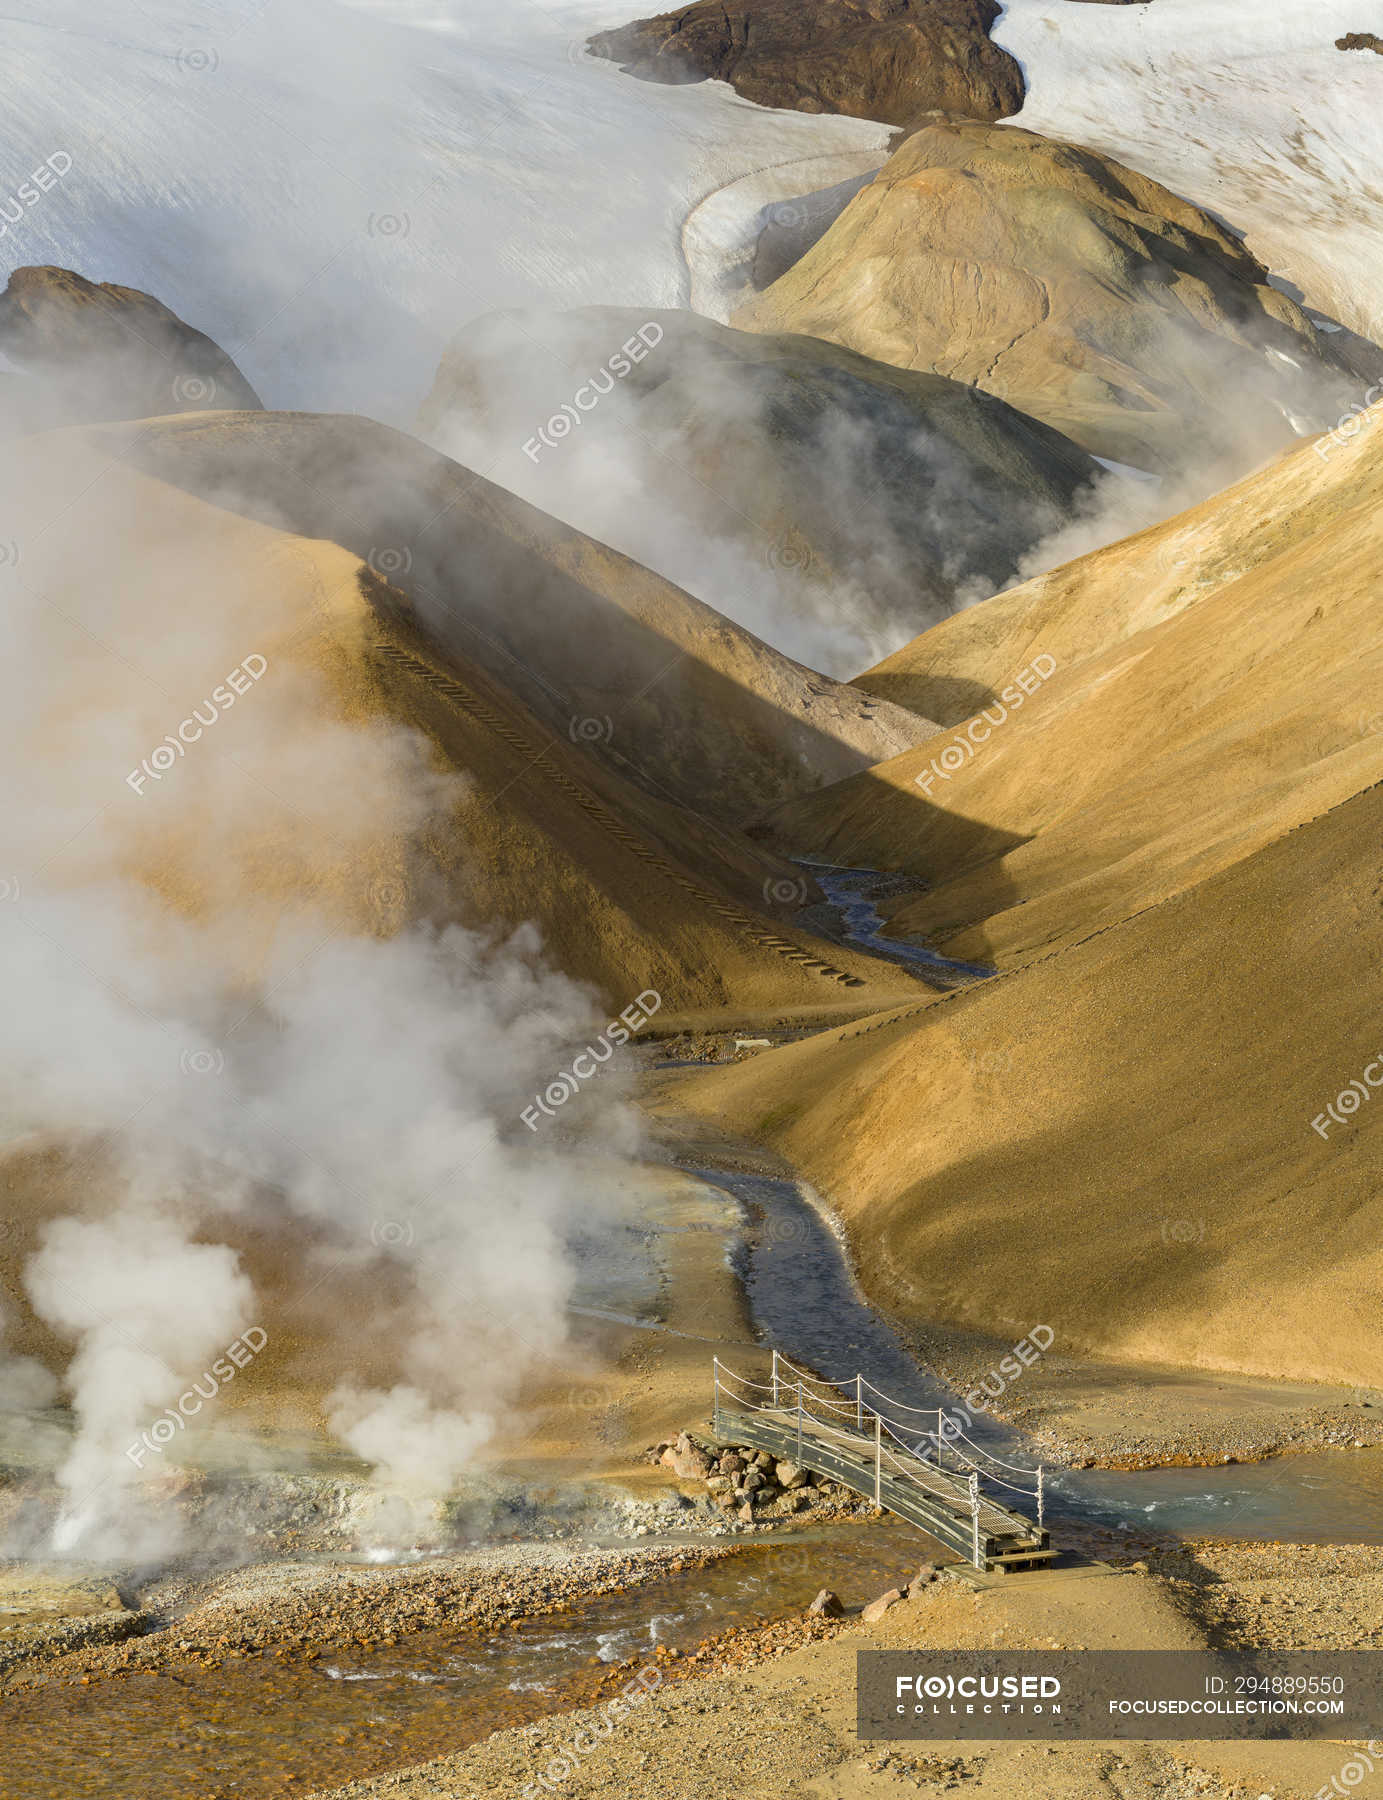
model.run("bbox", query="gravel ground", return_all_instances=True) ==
[1179,1540,1383,1652]
[305,1545,1383,1800]
[887,1319,1383,1469]
[0,1540,729,1691]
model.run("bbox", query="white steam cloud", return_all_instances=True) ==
[0,429,636,1558]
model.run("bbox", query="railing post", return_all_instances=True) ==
[874,1411,882,1506]
[969,1472,981,1570]
[713,1356,721,1432]
[936,1409,945,1470]
[772,1348,780,1409]
[856,1373,863,1430]
[1037,1465,1045,1529]
[797,1380,803,1459]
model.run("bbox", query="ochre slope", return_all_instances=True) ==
[78,410,929,827]
[853,426,1382,723]
[761,425,1383,969]
[8,429,917,1027]
[663,779,1383,1385]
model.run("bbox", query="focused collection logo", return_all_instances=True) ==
[894,1671,1062,1716]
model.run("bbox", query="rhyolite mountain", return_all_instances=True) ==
[0,265,262,427]
[673,418,1383,1388]
[736,119,1383,472]
[84,406,939,827]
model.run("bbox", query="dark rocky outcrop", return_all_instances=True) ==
[1337,32,1383,53]
[0,266,261,427]
[652,1432,877,1519]
[588,0,1023,130]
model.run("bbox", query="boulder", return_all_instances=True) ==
[719,1451,746,1476]
[906,1563,939,1594]
[662,1433,713,1480]
[809,1589,843,1617]
[774,1459,810,1490]
[742,1467,766,1494]
[588,0,1023,130]
[0,265,262,427]
[861,1588,904,1624]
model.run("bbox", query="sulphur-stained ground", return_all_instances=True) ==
[307,1544,1383,1800]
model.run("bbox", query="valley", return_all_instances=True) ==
[1,4,1381,1798]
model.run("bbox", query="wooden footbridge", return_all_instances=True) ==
[712,1352,1053,1572]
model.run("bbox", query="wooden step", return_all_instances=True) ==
[985,1548,1058,1572]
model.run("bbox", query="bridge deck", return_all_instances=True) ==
[712,1404,1052,1571]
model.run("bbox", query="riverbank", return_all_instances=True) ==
[308,1539,1383,1800]
[646,1091,1383,1475]
[887,1316,1383,1471]
[0,1542,724,1691]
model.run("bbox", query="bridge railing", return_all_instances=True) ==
[712,1351,1044,1564]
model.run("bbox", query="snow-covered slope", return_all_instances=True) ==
[997,0,1383,340]
[0,0,888,417]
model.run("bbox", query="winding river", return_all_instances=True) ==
[710,1164,1383,1546]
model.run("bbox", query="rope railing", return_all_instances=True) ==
[937,1431,1041,1479]
[874,1431,1016,1527]
[711,1351,1046,1561]
[778,1352,1043,1491]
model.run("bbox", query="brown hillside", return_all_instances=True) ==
[81,409,931,828]
[760,424,1383,970]
[588,0,1023,130]
[665,777,1383,1385]
[418,307,1100,666]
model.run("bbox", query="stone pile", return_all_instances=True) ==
[651,1431,873,1525]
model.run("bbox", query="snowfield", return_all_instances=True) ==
[2,0,1378,669]
[1,0,1376,415]
[0,0,888,417]
[996,0,1383,340]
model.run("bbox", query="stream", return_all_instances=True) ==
[4,1164,1379,1797]
[718,1166,1383,1547]
[793,859,994,987]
